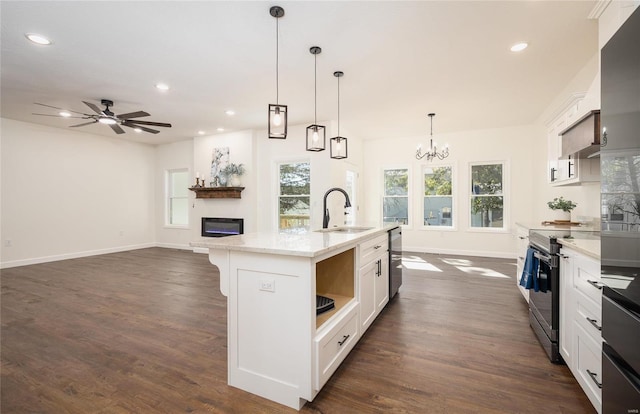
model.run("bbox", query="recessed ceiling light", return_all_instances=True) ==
[198,130,206,135]
[217,128,225,132]
[225,110,235,116]
[59,111,71,117]
[155,83,170,91]
[25,33,52,45]
[510,42,528,52]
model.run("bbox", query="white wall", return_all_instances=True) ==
[155,139,193,249]
[1,118,156,268]
[362,124,535,258]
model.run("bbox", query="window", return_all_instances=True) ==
[166,169,188,226]
[423,166,453,227]
[278,162,311,233]
[470,163,504,229]
[344,170,357,226]
[383,168,409,225]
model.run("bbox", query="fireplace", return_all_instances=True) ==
[201,217,244,238]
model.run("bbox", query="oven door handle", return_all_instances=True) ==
[533,251,551,263]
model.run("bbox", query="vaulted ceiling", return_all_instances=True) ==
[1,1,598,145]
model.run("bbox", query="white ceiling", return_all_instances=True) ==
[1,1,598,145]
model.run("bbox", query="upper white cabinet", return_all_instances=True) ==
[547,94,601,186]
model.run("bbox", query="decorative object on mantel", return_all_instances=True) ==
[330,71,348,159]
[306,46,326,152]
[268,5,287,139]
[220,163,245,187]
[416,113,449,161]
[547,196,577,222]
[194,172,203,188]
[189,187,245,199]
[210,147,229,186]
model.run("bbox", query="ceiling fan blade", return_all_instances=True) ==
[34,102,91,116]
[32,113,86,119]
[117,111,150,120]
[82,101,103,115]
[70,120,99,127]
[122,122,160,134]
[109,124,125,134]
[124,120,172,128]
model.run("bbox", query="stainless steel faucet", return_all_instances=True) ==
[322,187,352,228]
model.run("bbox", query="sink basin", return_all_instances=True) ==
[315,226,374,234]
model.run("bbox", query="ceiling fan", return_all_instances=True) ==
[32,99,172,134]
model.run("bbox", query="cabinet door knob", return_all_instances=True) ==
[338,334,350,346]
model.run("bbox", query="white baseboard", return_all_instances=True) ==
[155,242,193,251]
[0,243,156,269]
[192,247,209,254]
[402,245,516,260]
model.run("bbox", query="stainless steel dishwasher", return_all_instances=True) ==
[389,227,403,298]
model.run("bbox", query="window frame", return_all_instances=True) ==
[165,168,189,229]
[468,161,509,233]
[382,167,411,227]
[421,164,456,231]
[276,160,311,233]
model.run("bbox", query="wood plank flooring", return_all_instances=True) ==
[1,248,595,413]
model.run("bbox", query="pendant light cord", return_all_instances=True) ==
[337,75,340,137]
[314,52,317,124]
[276,16,279,105]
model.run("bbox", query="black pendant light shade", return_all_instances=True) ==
[269,104,287,139]
[330,71,347,159]
[268,6,287,139]
[306,46,326,151]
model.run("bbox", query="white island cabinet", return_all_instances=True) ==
[191,226,398,410]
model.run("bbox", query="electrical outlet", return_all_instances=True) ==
[259,278,275,292]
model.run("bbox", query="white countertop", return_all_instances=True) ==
[516,221,597,231]
[558,237,601,260]
[190,224,399,258]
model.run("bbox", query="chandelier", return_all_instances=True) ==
[416,113,449,161]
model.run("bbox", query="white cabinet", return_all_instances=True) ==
[515,224,530,302]
[547,93,600,186]
[358,233,389,333]
[559,246,602,414]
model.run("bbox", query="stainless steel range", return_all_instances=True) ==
[526,229,600,363]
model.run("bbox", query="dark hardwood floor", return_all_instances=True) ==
[1,248,595,413]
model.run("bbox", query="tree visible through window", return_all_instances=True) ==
[383,169,409,225]
[470,163,504,228]
[279,162,311,232]
[167,169,188,226]
[424,166,453,227]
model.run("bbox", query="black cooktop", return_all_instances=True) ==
[602,266,640,314]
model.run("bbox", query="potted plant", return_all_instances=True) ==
[547,196,577,222]
[220,163,245,187]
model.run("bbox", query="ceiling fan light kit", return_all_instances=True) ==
[268,5,288,139]
[32,99,172,135]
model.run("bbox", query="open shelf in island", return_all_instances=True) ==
[315,248,355,330]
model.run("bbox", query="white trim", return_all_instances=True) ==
[588,0,611,19]
[403,246,516,260]
[382,166,411,227]
[468,160,509,232]
[0,243,156,269]
[163,225,190,230]
[155,242,192,250]
[192,247,209,254]
[420,163,456,230]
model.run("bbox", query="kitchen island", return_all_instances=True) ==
[191,225,398,410]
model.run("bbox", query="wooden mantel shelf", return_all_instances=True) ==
[189,187,244,199]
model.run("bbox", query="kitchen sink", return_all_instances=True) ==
[315,226,374,233]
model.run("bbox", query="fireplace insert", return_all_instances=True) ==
[201,217,244,237]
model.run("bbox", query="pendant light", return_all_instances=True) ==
[330,71,348,159]
[268,6,287,139]
[416,113,449,161]
[306,46,326,151]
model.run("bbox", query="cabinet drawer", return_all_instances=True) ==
[315,304,359,390]
[573,257,602,308]
[575,292,602,342]
[359,234,388,266]
[573,321,602,411]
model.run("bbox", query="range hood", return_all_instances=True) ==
[559,109,600,159]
